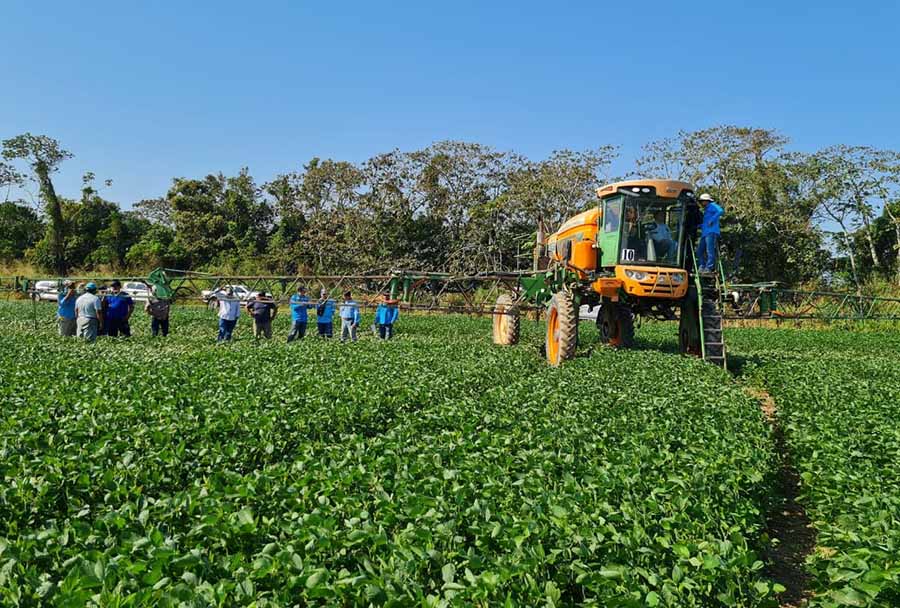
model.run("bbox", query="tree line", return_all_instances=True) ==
[2,127,899,290]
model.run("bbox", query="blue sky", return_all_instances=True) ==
[2,0,898,208]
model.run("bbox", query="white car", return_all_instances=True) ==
[201,284,260,307]
[31,280,61,302]
[122,281,151,301]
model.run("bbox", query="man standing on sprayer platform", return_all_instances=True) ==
[339,290,361,342]
[696,193,724,272]
[216,286,240,342]
[56,280,77,336]
[287,285,312,342]
[316,289,335,338]
[75,282,103,342]
[104,279,134,337]
[247,292,278,339]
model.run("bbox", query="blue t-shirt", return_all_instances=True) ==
[316,299,335,323]
[105,293,134,320]
[701,202,724,236]
[290,294,311,322]
[375,303,399,325]
[57,292,77,320]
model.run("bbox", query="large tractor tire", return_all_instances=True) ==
[492,294,520,346]
[679,285,701,356]
[597,302,635,348]
[546,291,578,365]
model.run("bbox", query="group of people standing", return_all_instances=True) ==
[56,279,170,341]
[56,282,399,343]
[213,285,399,343]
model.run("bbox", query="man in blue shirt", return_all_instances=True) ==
[374,294,400,340]
[104,280,134,337]
[696,194,724,272]
[316,289,336,338]
[56,280,77,336]
[287,286,313,342]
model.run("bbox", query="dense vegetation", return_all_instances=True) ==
[0,302,782,606]
[734,329,900,607]
[3,127,900,289]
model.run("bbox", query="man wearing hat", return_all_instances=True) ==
[56,280,77,336]
[287,285,313,342]
[696,193,724,272]
[104,279,135,337]
[246,292,278,339]
[315,289,336,338]
[75,282,103,342]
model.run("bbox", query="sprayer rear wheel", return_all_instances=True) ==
[679,285,701,355]
[598,302,635,348]
[546,291,578,365]
[492,294,520,346]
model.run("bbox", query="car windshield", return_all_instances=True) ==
[619,197,685,266]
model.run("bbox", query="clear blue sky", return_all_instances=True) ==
[3,0,898,207]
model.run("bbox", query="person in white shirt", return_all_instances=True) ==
[74,282,104,342]
[216,287,241,342]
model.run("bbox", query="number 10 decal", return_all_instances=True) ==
[622,249,635,261]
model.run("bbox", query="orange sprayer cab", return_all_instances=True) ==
[544,179,694,302]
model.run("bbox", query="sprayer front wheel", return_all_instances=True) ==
[545,291,578,365]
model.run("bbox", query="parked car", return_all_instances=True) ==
[31,280,61,302]
[122,281,151,301]
[201,284,260,308]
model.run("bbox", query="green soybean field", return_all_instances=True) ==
[0,301,898,607]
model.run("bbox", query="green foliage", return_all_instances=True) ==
[0,201,43,261]
[734,329,900,607]
[0,303,779,606]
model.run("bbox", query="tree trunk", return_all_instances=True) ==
[853,190,882,269]
[35,160,67,274]
[840,228,861,292]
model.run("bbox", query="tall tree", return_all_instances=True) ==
[636,126,827,284]
[2,134,73,273]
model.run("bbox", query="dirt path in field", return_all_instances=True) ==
[744,386,816,608]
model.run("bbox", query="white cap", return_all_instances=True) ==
[699,193,713,201]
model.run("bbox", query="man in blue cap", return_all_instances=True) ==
[75,282,103,341]
[287,285,312,342]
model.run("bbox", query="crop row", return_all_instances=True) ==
[735,328,900,608]
[0,303,779,606]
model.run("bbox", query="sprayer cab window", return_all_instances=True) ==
[617,198,685,266]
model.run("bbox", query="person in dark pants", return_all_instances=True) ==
[247,292,278,339]
[374,294,399,339]
[287,286,312,342]
[216,287,240,342]
[104,280,134,337]
[145,287,171,337]
[316,289,335,338]
[696,193,724,272]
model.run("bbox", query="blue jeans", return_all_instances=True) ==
[151,317,169,337]
[218,318,237,341]
[379,324,394,339]
[287,321,307,342]
[317,321,333,338]
[696,234,719,271]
